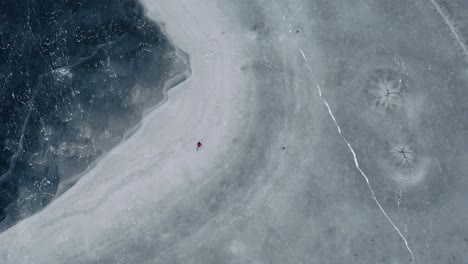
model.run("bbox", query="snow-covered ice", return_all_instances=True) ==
[0,0,252,261]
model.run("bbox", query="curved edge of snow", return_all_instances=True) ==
[0,1,253,262]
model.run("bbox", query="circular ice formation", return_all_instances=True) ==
[389,142,416,169]
[366,69,407,110]
[383,141,430,186]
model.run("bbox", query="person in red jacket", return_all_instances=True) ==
[196,141,202,151]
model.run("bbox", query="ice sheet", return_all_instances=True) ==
[1,0,468,263]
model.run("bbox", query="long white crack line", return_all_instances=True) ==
[428,0,468,60]
[298,48,415,263]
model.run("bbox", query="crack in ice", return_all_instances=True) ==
[428,0,468,60]
[299,48,415,263]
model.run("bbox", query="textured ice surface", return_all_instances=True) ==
[0,0,189,230]
[1,0,468,263]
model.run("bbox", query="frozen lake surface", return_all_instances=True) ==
[1,0,468,263]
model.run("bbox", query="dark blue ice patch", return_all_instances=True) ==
[0,0,188,231]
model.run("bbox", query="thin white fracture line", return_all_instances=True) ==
[298,48,415,263]
[322,101,341,134]
[342,138,415,263]
[429,0,468,59]
[299,49,322,97]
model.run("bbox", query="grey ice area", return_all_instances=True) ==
[1,0,468,264]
